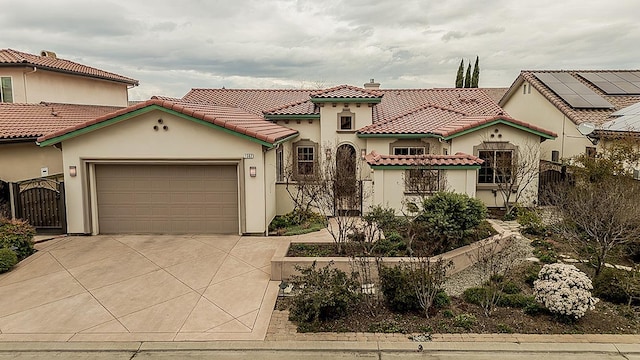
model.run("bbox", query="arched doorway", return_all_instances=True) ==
[334,144,360,215]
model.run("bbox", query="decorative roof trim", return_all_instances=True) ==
[442,118,557,140]
[310,97,381,104]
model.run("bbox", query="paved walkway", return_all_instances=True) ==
[0,234,288,341]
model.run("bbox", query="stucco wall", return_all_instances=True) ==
[0,66,129,106]
[503,81,593,161]
[0,142,63,182]
[58,109,267,234]
[450,123,542,207]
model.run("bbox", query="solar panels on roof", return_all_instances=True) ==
[533,72,614,109]
[578,72,640,95]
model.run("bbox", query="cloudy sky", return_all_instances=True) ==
[3,0,639,100]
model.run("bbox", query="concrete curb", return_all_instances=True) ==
[0,341,638,354]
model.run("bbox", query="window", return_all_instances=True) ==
[478,150,513,184]
[340,116,352,130]
[337,108,355,131]
[393,146,425,156]
[296,146,315,176]
[0,77,12,103]
[405,169,442,193]
[276,147,284,182]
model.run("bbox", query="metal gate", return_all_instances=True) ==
[12,178,66,234]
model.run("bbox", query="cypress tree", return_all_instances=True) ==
[471,56,480,88]
[464,62,471,88]
[455,59,464,88]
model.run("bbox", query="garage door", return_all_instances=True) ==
[95,164,239,234]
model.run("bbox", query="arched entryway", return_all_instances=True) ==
[334,144,361,215]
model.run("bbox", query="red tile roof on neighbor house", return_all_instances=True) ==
[0,49,139,85]
[500,70,640,126]
[0,102,123,141]
[37,98,298,146]
[365,150,484,167]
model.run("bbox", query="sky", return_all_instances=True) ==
[2,0,640,101]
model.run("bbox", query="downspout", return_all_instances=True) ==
[22,67,37,103]
[561,115,566,159]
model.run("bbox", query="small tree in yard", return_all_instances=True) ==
[408,256,452,318]
[551,139,640,277]
[290,144,365,254]
[481,139,541,219]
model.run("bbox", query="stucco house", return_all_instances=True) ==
[0,49,138,106]
[37,83,555,236]
[499,70,640,163]
[0,49,138,183]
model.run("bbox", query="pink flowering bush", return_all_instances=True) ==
[533,263,598,319]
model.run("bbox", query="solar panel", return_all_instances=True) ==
[533,72,614,109]
[578,72,640,95]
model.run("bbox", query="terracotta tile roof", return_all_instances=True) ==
[358,104,467,134]
[0,102,123,140]
[37,98,298,145]
[0,49,138,86]
[181,89,312,116]
[481,88,509,104]
[373,88,506,123]
[437,115,557,138]
[310,85,382,99]
[500,70,640,126]
[264,99,319,116]
[365,150,483,167]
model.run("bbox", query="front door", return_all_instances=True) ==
[334,144,360,215]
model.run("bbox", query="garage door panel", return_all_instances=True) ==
[95,164,239,234]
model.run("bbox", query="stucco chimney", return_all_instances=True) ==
[364,78,380,89]
[40,50,57,59]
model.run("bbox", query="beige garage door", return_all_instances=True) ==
[95,164,239,234]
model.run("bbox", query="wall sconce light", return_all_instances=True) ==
[361,149,367,160]
[249,166,257,177]
[69,166,77,177]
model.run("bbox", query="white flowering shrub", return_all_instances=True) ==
[533,263,598,319]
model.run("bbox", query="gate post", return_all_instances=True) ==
[59,182,67,233]
[9,182,18,219]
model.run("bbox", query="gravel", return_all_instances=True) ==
[443,233,535,297]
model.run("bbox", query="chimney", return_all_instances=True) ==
[40,50,57,59]
[364,78,380,90]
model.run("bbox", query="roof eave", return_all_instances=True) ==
[442,119,556,141]
[369,164,481,170]
[310,98,381,104]
[0,63,139,86]
[264,114,320,120]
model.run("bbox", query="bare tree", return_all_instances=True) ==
[468,235,525,316]
[479,139,541,218]
[408,256,452,318]
[551,138,640,277]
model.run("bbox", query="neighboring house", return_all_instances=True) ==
[0,102,123,182]
[0,49,138,106]
[0,49,137,183]
[37,84,555,236]
[500,70,640,162]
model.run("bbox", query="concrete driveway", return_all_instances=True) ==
[0,234,288,341]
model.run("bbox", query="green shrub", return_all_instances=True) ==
[593,267,640,304]
[378,265,420,312]
[531,239,558,264]
[496,323,513,333]
[0,247,18,273]
[517,208,547,235]
[434,290,451,308]
[453,313,476,330]
[373,238,406,256]
[501,281,522,295]
[0,218,35,260]
[367,319,407,334]
[418,192,487,239]
[364,205,404,235]
[523,302,545,316]
[498,293,536,308]
[442,309,454,318]
[288,262,361,325]
[462,287,490,306]
[269,210,326,235]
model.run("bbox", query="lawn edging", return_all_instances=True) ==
[270,219,513,281]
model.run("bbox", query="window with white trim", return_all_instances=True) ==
[276,146,284,182]
[337,108,355,131]
[296,146,315,176]
[0,77,13,103]
[393,146,425,156]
